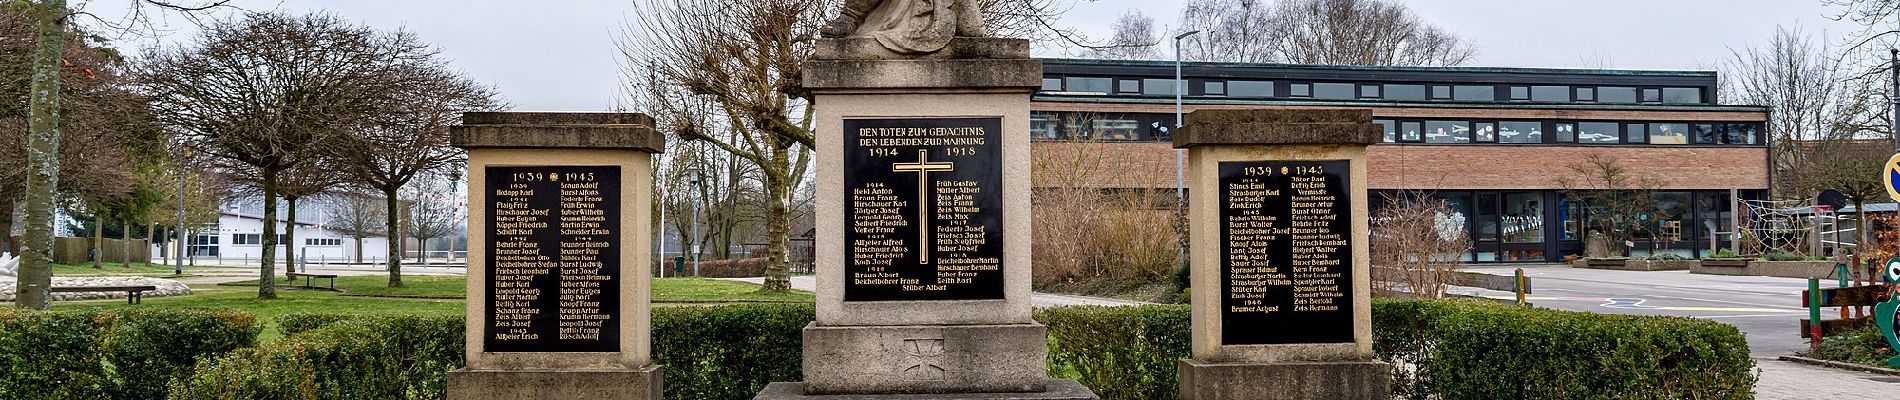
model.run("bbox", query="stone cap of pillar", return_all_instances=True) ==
[1173,109,1382,149]
[803,38,1041,91]
[451,112,665,153]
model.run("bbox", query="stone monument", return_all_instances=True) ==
[446,112,665,400]
[1174,109,1392,400]
[754,1,1094,398]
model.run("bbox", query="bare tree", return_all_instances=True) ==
[403,175,462,265]
[140,12,427,299]
[323,192,385,264]
[1723,26,1888,199]
[1370,191,1470,298]
[1558,154,1662,257]
[1176,0,1475,66]
[330,63,498,287]
[1085,9,1158,60]
[9,0,233,310]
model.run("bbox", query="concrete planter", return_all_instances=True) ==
[1690,259,1834,278]
[1581,258,1696,271]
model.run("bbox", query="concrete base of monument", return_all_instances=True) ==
[753,380,1098,400]
[1178,359,1391,400]
[798,322,1054,394]
[446,364,662,400]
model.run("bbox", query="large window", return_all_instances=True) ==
[1650,123,1688,144]
[1425,120,1470,143]
[1091,119,1142,140]
[1531,86,1569,102]
[1692,123,1718,144]
[1498,121,1542,143]
[1400,121,1422,142]
[1452,85,1495,101]
[232,233,261,246]
[1722,123,1759,145]
[1313,82,1356,99]
[189,233,219,257]
[1384,84,1427,100]
[1596,87,1638,103]
[1065,77,1111,93]
[1142,79,1182,96]
[1502,192,1544,244]
[1030,113,1058,139]
[1577,122,1620,144]
[1229,81,1273,97]
[1475,193,1499,242]
[1662,88,1702,104]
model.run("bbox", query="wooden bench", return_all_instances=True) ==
[51,285,159,304]
[287,272,338,290]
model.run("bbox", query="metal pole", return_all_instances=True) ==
[174,148,186,276]
[693,172,702,277]
[1174,30,1199,282]
[658,186,666,279]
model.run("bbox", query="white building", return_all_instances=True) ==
[186,197,394,265]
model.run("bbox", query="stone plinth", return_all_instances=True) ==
[448,112,665,399]
[1175,109,1390,400]
[755,380,1098,400]
[763,37,1093,399]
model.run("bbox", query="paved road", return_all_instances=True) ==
[723,276,1146,307]
[1454,264,1899,397]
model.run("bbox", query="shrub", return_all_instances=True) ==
[1037,305,1189,400]
[1809,325,1898,368]
[653,304,812,399]
[1639,253,1685,261]
[168,314,463,400]
[1764,251,1805,261]
[1710,248,1739,258]
[0,308,259,400]
[277,312,359,336]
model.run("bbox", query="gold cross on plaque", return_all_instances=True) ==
[891,150,955,264]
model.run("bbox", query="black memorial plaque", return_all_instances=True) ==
[484,165,621,353]
[842,118,1005,301]
[1218,160,1353,345]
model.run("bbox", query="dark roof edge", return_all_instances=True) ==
[1038,58,1716,78]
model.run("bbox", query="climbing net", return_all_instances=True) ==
[1736,198,1814,256]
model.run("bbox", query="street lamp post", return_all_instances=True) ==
[692,169,705,277]
[1174,30,1200,280]
[174,147,186,276]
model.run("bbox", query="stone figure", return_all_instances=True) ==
[822,0,989,55]
[0,252,16,284]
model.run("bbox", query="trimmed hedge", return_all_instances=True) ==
[167,314,463,400]
[1038,300,1756,400]
[1037,305,1189,400]
[0,308,259,400]
[155,300,1755,400]
[173,305,814,400]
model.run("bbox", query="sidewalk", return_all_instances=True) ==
[1756,359,1900,399]
[720,276,1148,307]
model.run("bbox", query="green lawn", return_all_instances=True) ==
[51,285,464,342]
[218,275,811,303]
[51,262,199,277]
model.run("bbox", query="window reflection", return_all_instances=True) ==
[1503,193,1543,244]
[1577,122,1619,144]
[1314,82,1355,99]
[1453,85,1494,101]
[1425,121,1470,143]
[1649,123,1688,144]
[1384,84,1427,100]
[1229,81,1273,97]
[1065,77,1111,93]
[1401,121,1422,142]
[1531,86,1569,102]
[1030,113,1058,139]
[1091,119,1141,140]
[1499,121,1542,143]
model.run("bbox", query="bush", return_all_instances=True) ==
[1809,325,1898,368]
[1639,253,1685,261]
[653,304,812,399]
[1710,248,1739,259]
[0,308,259,400]
[1037,305,1189,400]
[176,305,815,400]
[1764,251,1805,261]
[168,314,463,400]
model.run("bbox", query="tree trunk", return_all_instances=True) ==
[354,237,363,264]
[284,196,297,279]
[761,146,793,292]
[384,188,404,288]
[121,219,131,268]
[417,237,427,265]
[0,200,15,255]
[15,0,65,310]
[257,170,279,299]
[92,209,103,269]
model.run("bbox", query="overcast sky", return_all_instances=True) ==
[84,0,1883,111]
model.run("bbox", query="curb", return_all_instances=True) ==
[1778,355,1900,376]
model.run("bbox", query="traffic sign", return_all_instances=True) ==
[1885,153,1900,201]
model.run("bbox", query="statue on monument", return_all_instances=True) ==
[821,0,990,55]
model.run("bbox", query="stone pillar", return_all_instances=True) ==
[446,112,665,400]
[1175,109,1392,400]
[751,38,1092,399]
